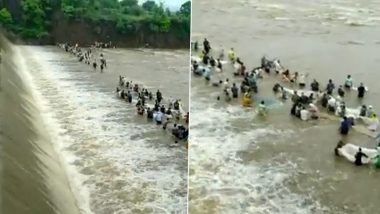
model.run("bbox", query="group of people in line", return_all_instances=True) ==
[57,43,188,144]
[58,43,107,72]
[117,76,189,142]
[192,38,380,167]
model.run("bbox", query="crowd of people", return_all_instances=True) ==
[58,42,189,145]
[192,38,380,167]
[58,43,107,72]
[191,39,268,115]
[116,76,189,142]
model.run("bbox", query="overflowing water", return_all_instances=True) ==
[190,0,380,213]
[1,40,189,214]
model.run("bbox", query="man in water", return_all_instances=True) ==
[273,83,282,93]
[228,48,236,63]
[93,61,97,70]
[160,105,166,113]
[357,83,366,98]
[326,79,335,95]
[127,91,132,103]
[367,105,375,117]
[344,75,353,89]
[204,68,211,81]
[147,107,153,119]
[337,85,345,97]
[155,111,163,125]
[258,101,267,116]
[359,105,367,117]
[224,90,232,102]
[354,148,368,166]
[298,73,306,87]
[223,78,230,90]
[327,96,336,112]
[340,116,350,135]
[231,83,239,98]
[310,79,319,92]
[308,103,319,119]
[217,59,223,71]
[203,38,211,54]
[156,90,162,103]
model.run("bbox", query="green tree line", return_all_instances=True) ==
[0,0,190,40]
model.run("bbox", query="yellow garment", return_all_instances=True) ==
[242,94,251,107]
[228,50,235,62]
[369,114,379,123]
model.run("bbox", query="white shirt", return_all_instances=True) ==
[299,74,305,84]
[328,98,336,107]
[224,81,230,90]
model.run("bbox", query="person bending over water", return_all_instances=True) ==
[354,148,368,166]
[137,106,144,115]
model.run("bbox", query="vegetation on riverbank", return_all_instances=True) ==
[0,0,190,47]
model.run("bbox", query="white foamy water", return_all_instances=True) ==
[23,46,187,214]
[189,89,326,213]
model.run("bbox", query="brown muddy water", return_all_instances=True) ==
[1,40,189,214]
[190,0,380,213]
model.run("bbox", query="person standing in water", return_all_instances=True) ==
[203,38,211,54]
[326,79,335,95]
[344,75,353,89]
[258,101,267,116]
[337,85,345,97]
[228,48,236,63]
[231,83,239,98]
[156,90,163,103]
[354,148,368,166]
[357,83,366,98]
[340,116,350,135]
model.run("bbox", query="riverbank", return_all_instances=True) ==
[0,0,190,49]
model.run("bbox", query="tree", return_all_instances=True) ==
[142,0,157,12]
[0,8,13,26]
[120,0,138,7]
[20,0,47,38]
[179,1,190,16]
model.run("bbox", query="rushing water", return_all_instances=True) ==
[190,0,380,213]
[1,39,189,214]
